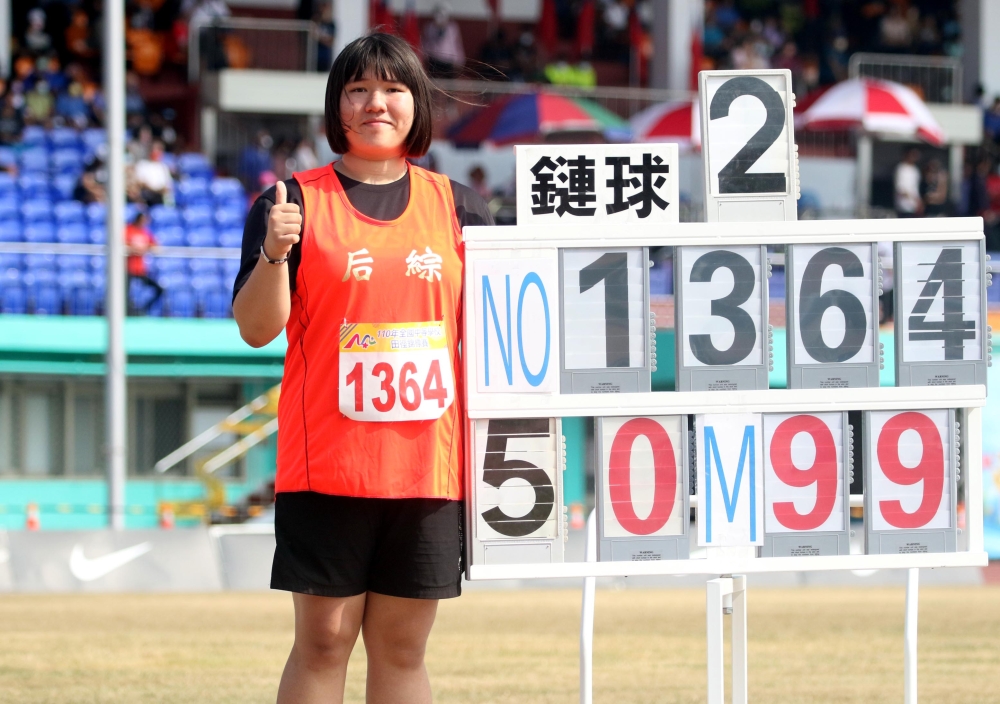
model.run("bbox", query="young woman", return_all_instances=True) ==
[232,33,492,703]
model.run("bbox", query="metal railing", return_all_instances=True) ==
[188,17,319,83]
[848,52,962,104]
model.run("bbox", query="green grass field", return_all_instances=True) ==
[0,586,998,703]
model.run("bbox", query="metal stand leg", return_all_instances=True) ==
[904,568,919,704]
[706,575,748,704]
[580,509,597,704]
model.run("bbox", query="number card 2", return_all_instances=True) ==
[675,245,769,391]
[760,413,851,557]
[895,241,987,386]
[699,69,797,222]
[595,416,690,561]
[864,409,959,554]
[468,418,565,567]
[560,248,653,394]
[697,413,764,546]
[786,243,880,389]
[473,254,560,393]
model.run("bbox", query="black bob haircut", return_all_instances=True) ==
[325,32,435,158]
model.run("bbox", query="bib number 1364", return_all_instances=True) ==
[339,322,454,422]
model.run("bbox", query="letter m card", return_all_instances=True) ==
[697,413,764,546]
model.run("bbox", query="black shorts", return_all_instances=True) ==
[271,491,463,599]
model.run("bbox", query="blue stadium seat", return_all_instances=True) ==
[769,269,786,301]
[54,201,86,224]
[57,254,90,271]
[201,289,231,319]
[177,153,213,179]
[183,204,213,228]
[0,221,22,242]
[24,222,56,243]
[0,253,23,270]
[25,253,57,270]
[22,199,53,223]
[31,285,61,315]
[218,228,243,248]
[87,202,107,226]
[89,255,106,273]
[214,207,244,228]
[81,128,106,153]
[68,286,98,316]
[57,224,88,244]
[18,174,51,200]
[158,271,189,290]
[154,226,184,247]
[58,269,89,294]
[150,204,181,228]
[156,258,187,275]
[24,268,58,288]
[0,285,26,314]
[176,178,211,207]
[88,227,106,244]
[0,171,16,193]
[0,197,17,221]
[165,287,196,317]
[189,258,220,277]
[129,277,159,314]
[52,174,77,201]
[1,267,21,287]
[48,127,82,151]
[90,273,106,292]
[21,126,47,147]
[0,147,15,170]
[18,147,49,174]
[186,227,216,248]
[211,177,245,200]
[50,149,84,174]
[191,274,222,295]
[221,257,241,279]
[124,203,142,223]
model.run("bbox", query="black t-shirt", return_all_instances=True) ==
[233,168,494,301]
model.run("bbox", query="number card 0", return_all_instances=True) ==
[699,69,797,223]
[894,241,987,387]
[595,416,690,561]
[675,245,769,391]
[560,248,653,394]
[864,409,958,554]
[760,412,851,557]
[785,243,880,389]
[468,418,565,568]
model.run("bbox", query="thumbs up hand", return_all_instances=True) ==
[263,180,302,261]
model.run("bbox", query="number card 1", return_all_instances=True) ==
[895,241,988,387]
[468,418,565,568]
[760,413,851,557]
[785,243,881,389]
[675,245,769,391]
[560,248,653,394]
[699,69,798,223]
[595,416,690,561]
[864,409,959,554]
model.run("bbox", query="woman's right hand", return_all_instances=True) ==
[264,180,302,260]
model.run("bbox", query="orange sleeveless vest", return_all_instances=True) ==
[276,163,465,499]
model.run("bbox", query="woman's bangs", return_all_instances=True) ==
[347,44,415,89]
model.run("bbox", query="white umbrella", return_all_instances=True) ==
[630,99,702,150]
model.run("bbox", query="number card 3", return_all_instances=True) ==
[560,248,652,394]
[760,413,851,557]
[469,418,565,568]
[895,241,987,387]
[864,409,959,554]
[675,245,769,391]
[697,413,764,547]
[786,243,880,389]
[339,322,454,421]
[595,416,690,561]
[699,69,797,222]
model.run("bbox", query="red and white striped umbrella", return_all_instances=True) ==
[797,78,945,146]
[630,99,701,149]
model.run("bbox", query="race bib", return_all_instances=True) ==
[339,322,455,422]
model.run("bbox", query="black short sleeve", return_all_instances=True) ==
[449,179,495,228]
[232,179,303,302]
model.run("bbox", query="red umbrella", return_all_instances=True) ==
[401,0,420,49]
[629,100,701,149]
[370,0,395,33]
[576,0,595,59]
[537,0,558,48]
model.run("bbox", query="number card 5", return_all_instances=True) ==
[864,409,959,554]
[469,418,565,567]
[760,413,851,557]
[595,416,690,561]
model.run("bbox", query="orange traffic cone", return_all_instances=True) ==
[569,503,586,530]
[25,502,40,531]
[159,502,175,529]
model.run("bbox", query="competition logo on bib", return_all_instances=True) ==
[339,322,454,422]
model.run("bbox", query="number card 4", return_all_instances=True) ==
[596,416,690,561]
[864,409,959,554]
[760,412,851,557]
[697,413,764,547]
[469,418,565,567]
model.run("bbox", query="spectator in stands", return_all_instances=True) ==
[478,28,513,80]
[66,9,98,65]
[135,140,175,206]
[291,137,319,172]
[880,4,914,51]
[921,159,949,216]
[24,80,54,123]
[56,81,89,127]
[0,100,23,146]
[508,27,540,82]
[314,3,336,72]
[125,212,163,315]
[24,8,52,55]
[76,144,109,203]
[188,0,233,71]
[125,71,146,116]
[422,4,465,78]
[239,130,274,189]
[894,148,923,217]
[985,98,1000,142]
[468,165,490,199]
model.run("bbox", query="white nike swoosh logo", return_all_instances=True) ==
[70,542,153,582]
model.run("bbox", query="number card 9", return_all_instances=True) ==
[699,69,797,223]
[785,243,881,389]
[760,412,851,557]
[864,409,959,554]
[675,245,769,391]
[895,241,988,387]
[595,416,690,561]
[469,418,565,567]
[560,248,653,394]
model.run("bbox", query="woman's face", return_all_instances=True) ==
[340,72,414,160]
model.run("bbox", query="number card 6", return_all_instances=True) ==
[864,409,959,555]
